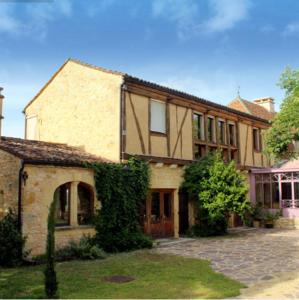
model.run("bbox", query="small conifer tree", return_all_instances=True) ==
[44,199,58,298]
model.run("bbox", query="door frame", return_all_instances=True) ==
[145,189,175,237]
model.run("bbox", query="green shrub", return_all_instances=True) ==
[0,209,26,267]
[182,152,250,237]
[44,199,58,299]
[34,236,106,263]
[89,157,153,252]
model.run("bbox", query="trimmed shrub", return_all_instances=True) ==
[0,209,26,267]
[89,157,153,252]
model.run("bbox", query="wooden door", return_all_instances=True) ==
[143,190,174,238]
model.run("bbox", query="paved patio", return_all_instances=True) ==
[154,228,299,298]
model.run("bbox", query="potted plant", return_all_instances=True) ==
[252,203,264,228]
[263,211,280,228]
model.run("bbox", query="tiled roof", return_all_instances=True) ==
[228,96,275,121]
[24,58,271,124]
[0,137,109,166]
[124,75,270,124]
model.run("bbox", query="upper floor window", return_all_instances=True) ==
[207,117,215,143]
[26,115,38,140]
[193,113,204,140]
[218,120,226,144]
[253,128,261,151]
[228,123,236,146]
[150,99,166,134]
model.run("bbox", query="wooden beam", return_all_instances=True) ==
[172,108,189,158]
[128,92,146,154]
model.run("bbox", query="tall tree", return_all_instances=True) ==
[265,66,299,160]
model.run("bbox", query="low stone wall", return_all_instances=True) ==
[55,226,96,250]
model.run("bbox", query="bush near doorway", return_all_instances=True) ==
[182,152,251,236]
[88,157,152,252]
[0,209,27,267]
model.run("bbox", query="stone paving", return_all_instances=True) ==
[154,228,299,298]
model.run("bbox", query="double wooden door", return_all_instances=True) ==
[143,189,174,237]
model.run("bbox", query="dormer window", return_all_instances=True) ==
[150,99,166,134]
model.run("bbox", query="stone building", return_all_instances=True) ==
[0,134,107,255]
[22,59,274,239]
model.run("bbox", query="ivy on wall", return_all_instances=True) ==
[88,157,152,252]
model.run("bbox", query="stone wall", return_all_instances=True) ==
[0,149,21,218]
[24,60,123,162]
[22,164,98,256]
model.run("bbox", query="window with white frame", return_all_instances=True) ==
[26,116,38,140]
[150,99,166,133]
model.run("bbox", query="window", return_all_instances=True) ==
[150,100,166,133]
[151,192,160,223]
[228,123,236,146]
[77,183,93,225]
[253,128,261,151]
[164,193,172,218]
[218,120,226,144]
[194,144,205,160]
[26,116,38,140]
[207,117,215,142]
[193,113,204,140]
[54,183,70,226]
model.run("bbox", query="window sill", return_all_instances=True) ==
[55,225,94,231]
[150,131,167,137]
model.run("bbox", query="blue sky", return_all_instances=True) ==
[0,0,298,137]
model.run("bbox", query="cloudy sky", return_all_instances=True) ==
[0,0,298,137]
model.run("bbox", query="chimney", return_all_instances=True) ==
[0,87,4,139]
[253,97,275,113]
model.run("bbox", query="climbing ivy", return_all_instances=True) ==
[89,157,152,252]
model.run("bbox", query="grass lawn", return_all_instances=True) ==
[0,251,245,299]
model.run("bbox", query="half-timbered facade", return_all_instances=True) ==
[24,59,272,238]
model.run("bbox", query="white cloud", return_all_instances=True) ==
[86,0,115,18]
[203,0,251,33]
[159,71,238,104]
[152,0,251,39]
[0,4,21,34]
[283,22,299,36]
[152,0,198,40]
[0,0,73,40]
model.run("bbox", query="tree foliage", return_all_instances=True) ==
[0,209,26,267]
[89,158,152,252]
[44,199,58,299]
[265,66,299,160]
[182,152,250,236]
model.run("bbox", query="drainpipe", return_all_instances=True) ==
[18,161,24,232]
[120,81,127,162]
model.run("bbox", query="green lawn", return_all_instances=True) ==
[0,251,244,299]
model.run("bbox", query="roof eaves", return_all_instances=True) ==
[124,75,270,124]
